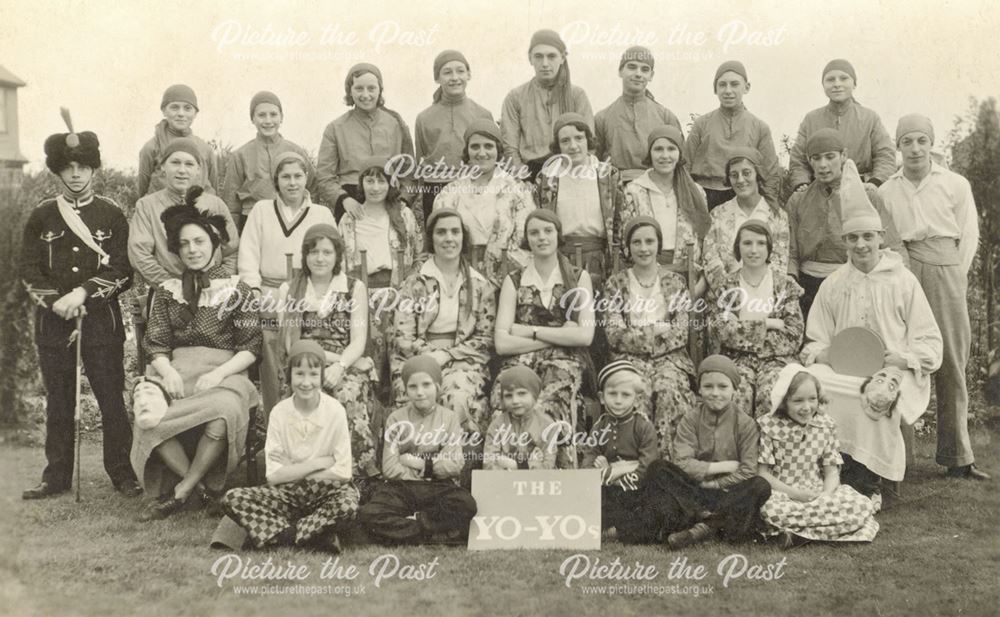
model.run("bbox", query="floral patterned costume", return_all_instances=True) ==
[758,412,879,542]
[535,157,627,285]
[701,196,790,290]
[339,200,423,400]
[603,267,696,461]
[432,168,536,281]
[492,264,591,468]
[392,259,497,434]
[620,172,707,269]
[707,271,804,416]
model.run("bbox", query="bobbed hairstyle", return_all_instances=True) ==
[732,219,774,263]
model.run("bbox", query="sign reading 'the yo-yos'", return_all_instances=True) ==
[468,469,602,550]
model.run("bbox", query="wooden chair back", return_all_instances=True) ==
[660,239,701,365]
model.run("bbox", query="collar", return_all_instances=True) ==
[58,191,94,209]
[276,192,313,210]
[521,257,564,290]
[407,403,439,420]
[438,91,467,106]
[739,267,773,289]
[545,154,599,177]
[847,249,901,277]
[165,123,191,138]
[759,411,834,441]
[306,272,349,297]
[508,410,537,430]
[701,402,735,425]
[631,169,674,195]
[621,91,646,104]
[165,186,187,203]
[291,394,332,425]
[606,411,637,425]
[420,257,466,286]
[531,76,558,91]
[718,104,746,118]
[256,132,283,145]
[825,98,856,116]
[889,160,943,182]
[725,195,770,219]
[820,178,842,195]
[350,107,381,122]
[427,257,486,285]
[302,273,349,317]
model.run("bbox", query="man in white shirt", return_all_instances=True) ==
[878,114,987,480]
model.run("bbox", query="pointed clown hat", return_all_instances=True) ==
[840,159,882,236]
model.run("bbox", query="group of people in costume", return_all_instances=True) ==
[20,28,986,554]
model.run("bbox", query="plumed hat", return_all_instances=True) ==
[44,108,101,173]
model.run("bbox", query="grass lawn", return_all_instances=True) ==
[1,427,998,617]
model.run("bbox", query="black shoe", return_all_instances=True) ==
[666,522,714,550]
[947,465,991,481]
[114,478,143,498]
[22,481,69,500]
[138,494,188,521]
[199,487,224,517]
[267,525,297,547]
[304,529,343,554]
[425,529,467,545]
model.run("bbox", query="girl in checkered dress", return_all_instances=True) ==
[222,340,359,551]
[757,365,879,545]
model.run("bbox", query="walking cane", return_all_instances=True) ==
[72,313,83,502]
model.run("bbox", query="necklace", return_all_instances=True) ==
[633,267,658,289]
[742,270,767,288]
[436,264,462,297]
[440,276,461,297]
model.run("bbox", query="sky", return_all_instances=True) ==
[2,0,999,171]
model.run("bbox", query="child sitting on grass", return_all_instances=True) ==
[617,355,771,548]
[483,366,559,471]
[580,361,658,535]
[359,355,477,544]
[757,364,879,547]
[221,340,358,552]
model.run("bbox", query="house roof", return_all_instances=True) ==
[0,66,26,88]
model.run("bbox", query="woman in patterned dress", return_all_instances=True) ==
[432,119,535,280]
[707,219,804,417]
[392,209,496,433]
[277,223,379,498]
[621,125,711,299]
[338,157,423,402]
[339,157,422,286]
[603,216,696,461]
[392,209,497,487]
[132,197,260,520]
[758,365,879,546]
[494,209,595,469]
[702,149,790,290]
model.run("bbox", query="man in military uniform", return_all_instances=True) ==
[21,126,141,499]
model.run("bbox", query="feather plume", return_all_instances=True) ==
[60,107,79,148]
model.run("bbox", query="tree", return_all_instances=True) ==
[950,97,1000,404]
